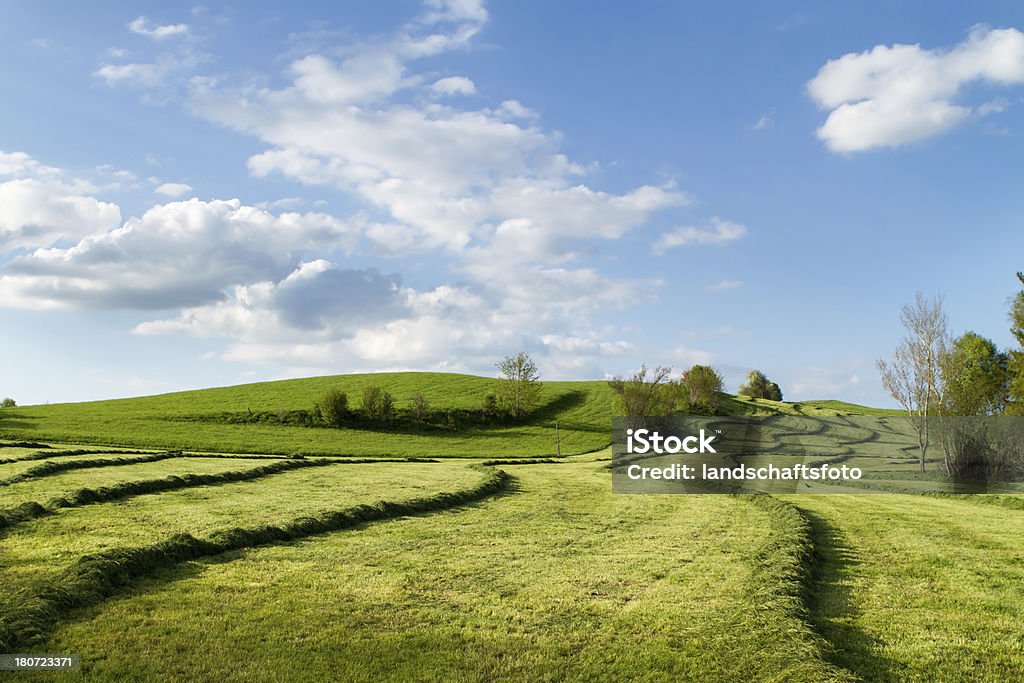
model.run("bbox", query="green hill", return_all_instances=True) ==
[0,372,613,457]
[0,372,897,457]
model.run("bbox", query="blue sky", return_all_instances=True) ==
[2,1,1024,407]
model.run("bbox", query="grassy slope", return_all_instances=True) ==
[0,370,905,456]
[722,395,903,417]
[0,372,901,458]
[795,400,904,416]
[791,494,1024,682]
[14,374,1019,680]
[0,373,614,457]
[0,411,1018,680]
[26,462,849,682]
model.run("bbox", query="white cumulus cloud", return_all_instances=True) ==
[32,0,739,379]
[0,199,357,309]
[808,26,1024,152]
[0,151,121,253]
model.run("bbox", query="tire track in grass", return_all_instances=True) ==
[0,448,310,471]
[0,465,510,651]
[0,451,343,486]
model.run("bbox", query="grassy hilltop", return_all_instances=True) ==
[0,372,614,457]
[0,371,896,457]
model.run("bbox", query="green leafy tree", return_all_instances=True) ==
[1008,272,1024,414]
[1,398,15,408]
[680,365,724,414]
[738,370,783,401]
[314,389,349,427]
[481,392,499,418]
[941,332,1009,415]
[495,352,542,418]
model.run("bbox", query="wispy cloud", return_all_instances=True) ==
[431,76,475,95]
[128,17,190,40]
[653,218,746,254]
[154,182,192,197]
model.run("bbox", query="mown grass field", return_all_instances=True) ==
[792,495,1024,682]
[1,373,1022,681]
[3,453,848,682]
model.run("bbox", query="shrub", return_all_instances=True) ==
[738,370,783,402]
[680,365,724,414]
[409,392,430,422]
[315,389,349,427]
[0,398,15,408]
[481,392,499,417]
[607,365,675,417]
[362,386,396,422]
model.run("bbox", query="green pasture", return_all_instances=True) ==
[792,494,1024,682]
[10,461,848,682]
[0,460,479,607]
[0,374,1021,681]
[0,372,895,458]
[0,373,614,457]
[0,453,1018,681]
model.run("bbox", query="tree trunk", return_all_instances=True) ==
[918,422,927,474]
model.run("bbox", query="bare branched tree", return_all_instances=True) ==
[607,365,674,418]
[876,292,950,473]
